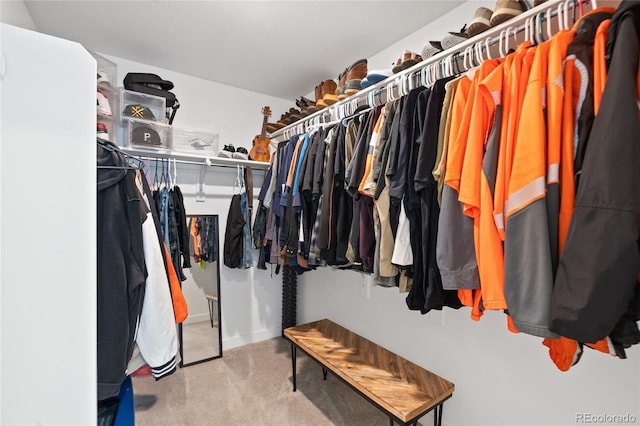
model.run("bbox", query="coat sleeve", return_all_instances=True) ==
[504,42,558,338]
[135,212,179,379]
[550,16,640,343]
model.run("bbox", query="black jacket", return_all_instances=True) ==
[97,143,148,400]
[550,1,640,344]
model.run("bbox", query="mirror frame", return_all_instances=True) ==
[178,214,223,367]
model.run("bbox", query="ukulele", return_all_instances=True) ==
[250,106,271,162]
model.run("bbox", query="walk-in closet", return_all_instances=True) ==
[1,1,638,425]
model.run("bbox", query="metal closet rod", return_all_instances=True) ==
[121,148,270,170]
[270,0,593,140]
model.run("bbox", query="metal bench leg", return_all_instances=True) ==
[322,367,328,380]
[207,299,214,328]
[433,404,443,426]
[389,416,394,426]
[291,344,297,392]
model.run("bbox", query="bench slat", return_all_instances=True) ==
[284,319,454,423]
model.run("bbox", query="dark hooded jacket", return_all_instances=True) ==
[550,1,640,346]
[97,142,148,400]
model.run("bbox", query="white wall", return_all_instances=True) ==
[299,271,640,426]
[0,1,37,31]
[298,2,640,426]
[1,24,96,425]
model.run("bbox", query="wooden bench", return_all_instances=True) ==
[284,319,454,426]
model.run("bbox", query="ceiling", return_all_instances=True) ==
[22,1,464,101]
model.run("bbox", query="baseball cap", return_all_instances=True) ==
[97,90,112,117]
[132,126,161,146]
[123,104,156,121]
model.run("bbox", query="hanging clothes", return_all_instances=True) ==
[222,165,253,269]
[97,144,147,401]
[253,0,640,372]
[97,142,179,401]
[551,1,640,347]
[223,195,244,268]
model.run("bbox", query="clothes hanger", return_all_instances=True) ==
[546,6,554,39]
[234,165,242,195]
[424,66,433,86]
[463,46,471,71]
[556,2,565,31]
[341,105,372,127]
[563,0,571,31]
[170,158,175,188]
[446,54,454,77]
[172,158,177,189]
[412,69,421,89]
[439,58,447,79]
[437,59,446,80]
[386,80,396,101]
[485,38,493,60]
[96,139,142,170]
[449,52,459,76]
[350,99,359,115]
[393,76,402,98]
[529,16,538,44]
[536,12,546,43]
[153,158,159,189]
[473,42,483,66]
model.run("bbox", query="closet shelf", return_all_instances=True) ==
[268,0,589,140]
[121,147,270,170]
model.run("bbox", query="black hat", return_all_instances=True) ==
[123,104,156,121]
[132,126,161,146]
[124,73,174,91]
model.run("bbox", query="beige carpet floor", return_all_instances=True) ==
[133,337,428,425]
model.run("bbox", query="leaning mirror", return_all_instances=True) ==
[178,214,222,367]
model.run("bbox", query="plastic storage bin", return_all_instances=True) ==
[116,88,167,124]
[171,127,219,156]
[121,117,172,151]
[91,51,118,89]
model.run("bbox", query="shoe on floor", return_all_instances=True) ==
[467,7,494,37]
[233,147,249,160]
[344,59,368,97]
[219,144,235,158]
[490,0,524,27]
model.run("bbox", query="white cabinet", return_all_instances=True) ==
[0,23,96,425]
